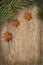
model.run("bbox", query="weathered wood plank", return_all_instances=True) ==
[1,6,40,65]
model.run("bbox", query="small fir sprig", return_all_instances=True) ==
[0,0,31,21]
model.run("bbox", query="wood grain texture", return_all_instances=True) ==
[1,6,40,65]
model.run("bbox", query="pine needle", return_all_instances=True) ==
[0,0,31,21]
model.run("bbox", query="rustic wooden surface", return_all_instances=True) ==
[0,6,41,65]
[40,22,43,65]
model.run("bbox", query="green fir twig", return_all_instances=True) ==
[0,0,31,21]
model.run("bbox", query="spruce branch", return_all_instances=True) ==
[0,0,31,21]
[0,0,43,21]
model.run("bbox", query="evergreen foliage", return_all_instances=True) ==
[0,0,43,21]
[0,0,31,21]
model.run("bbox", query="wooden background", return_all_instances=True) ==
[0,6,41,65]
